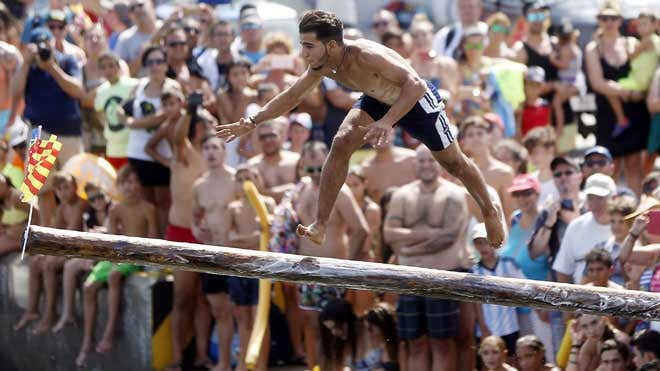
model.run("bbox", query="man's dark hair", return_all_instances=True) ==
[632,330,660,361]
[299,10,343,44]
[381,29,404,45]
[585,248,613,268]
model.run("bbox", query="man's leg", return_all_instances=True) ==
[430,338,457,371]
[97,269,124,353]
[207,292,233,371]
[297,109,372,243]
[77,281,103,366]
[193,285,213,368]
[431,143,504,246]
[171,270,198,365]
[407,336,431,371]
[14,255,44,330]
[456,301,477,371]
[54,258,92,332]
[426,297,459,371]
[34,256,64,334]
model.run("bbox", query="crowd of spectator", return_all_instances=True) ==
[2,0,660,370]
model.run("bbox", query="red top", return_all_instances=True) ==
[521,99,551,136]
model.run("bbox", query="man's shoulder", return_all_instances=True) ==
[117,26,138,42]
[247,154,264,166]
[440,180,468,199]
[489,158,514,175]
[281,150,301,162]
[393,180,420,196]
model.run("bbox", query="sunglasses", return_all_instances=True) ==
[553,169,576,178]
[258,133,277,141]
[490,24,509,34]
[168,40,187,48]
[184,26,200,35]
[305,165,323,174]
[213,31,232,37]
[512,189,536,198]
[88,193,105,202]
[598,15,621,22]
[584,159,609,168]
[241,23,262,31]
[372,20,389,28]
[526,12,547,23]
[464,41,484,50]
[48,23,66,31]
[145,58,166,67]
[129,2,144,11]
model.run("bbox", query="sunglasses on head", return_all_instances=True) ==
[145,58,166,67]
[48,23,66,31]
[598,15,621,22]
[553,169,576,178]
[184,26,200,34]
[526,12,547,23]
[305,165,323,174]
[168,40,187,48]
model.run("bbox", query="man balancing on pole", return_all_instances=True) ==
[217,10,505,247]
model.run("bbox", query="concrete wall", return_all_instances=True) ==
[0,253,172,371]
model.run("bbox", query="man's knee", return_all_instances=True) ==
[407,336,430,356]
[108,270,123,285]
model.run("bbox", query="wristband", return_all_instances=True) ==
[246,115,257,128]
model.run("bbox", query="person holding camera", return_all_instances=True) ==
[11,27,84,166]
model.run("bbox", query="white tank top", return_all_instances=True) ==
[127,78,173,161]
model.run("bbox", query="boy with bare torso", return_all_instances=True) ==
[15,172,85,334]
[192,135,235,371]
[294,141,369,369]
[76,165,157,366]
[226,166,275,371]
[218,10,504,248]
[145,86,216,370]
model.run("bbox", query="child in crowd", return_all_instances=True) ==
[0,173,30,257]
[15,172,86,334]
[76,165,157,366]
[53,183,111,333]
[522,127,558,206]
[550,22,583,132]
[479,335,518,371]
[609,11,660,137]
[226,165,275,371]
[518,66,551,139]
[319,299,399,371]
[583,248,624,291]
[472,223,526,357]
[515,335,560,371]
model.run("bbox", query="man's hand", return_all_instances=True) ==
[22,44,37,66]
[363,120,393,147]
[631,214,649,237]
[216,117,255,143]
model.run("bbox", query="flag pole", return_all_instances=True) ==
[20,125,42,261]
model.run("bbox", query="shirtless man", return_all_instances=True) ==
[360,130,416,203]
[76,165,158,366]
[295,141,369,369]
[458,116,515,222]
[248,120,299,202]
[16,172,86,334]
[384,145,471,371]
[226,166,275,371]
[192,135,235,371]
[145,88,215,371]
[217,10,504,247]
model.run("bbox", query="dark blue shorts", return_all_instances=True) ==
[228,276,259,306]
[397,295,459,340]
[352,81,455,151]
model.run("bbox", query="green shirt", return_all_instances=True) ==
[94,77,138,158]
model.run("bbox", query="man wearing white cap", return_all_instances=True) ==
[285,112,312,154]
[553,173,615,285]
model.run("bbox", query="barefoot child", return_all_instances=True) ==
[226,165,275,371]
[608,11,660,137]
[53,184,110,333]
[76,165,157,366]
[15,172,86,334]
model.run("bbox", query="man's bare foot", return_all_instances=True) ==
[296,222,326,245]
[14,312,39,331]
[95,337,113,353]
[52,316,77,333]
[31,318,53,335]
[484,205,505,248]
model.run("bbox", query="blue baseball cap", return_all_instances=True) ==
[584,146,613,161]
[29,27,53,43]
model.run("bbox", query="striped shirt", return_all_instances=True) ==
[472,256,527,337]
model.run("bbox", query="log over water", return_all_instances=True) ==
[25,226,660,320]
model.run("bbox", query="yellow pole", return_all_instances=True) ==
[243,181,272,370]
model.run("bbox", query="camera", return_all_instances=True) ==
[560,199,574,211]
[187,91,203,113]
[36,42,51,61]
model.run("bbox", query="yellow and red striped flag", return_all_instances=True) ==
[19,133,62,203]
